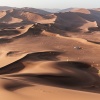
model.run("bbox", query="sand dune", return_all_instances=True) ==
[56,8,100,32]
[53,12,98,32]
[0,9,56,25]
[0,8,100,32]
[71,8,91,14]
[0,7,100,100]
[20,7,50,15]
[0,11,6,18]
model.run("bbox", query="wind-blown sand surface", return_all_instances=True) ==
[0,8,100,100]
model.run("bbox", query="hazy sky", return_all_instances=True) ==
[0,0,100,9]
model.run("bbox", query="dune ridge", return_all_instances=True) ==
[0,7,100,100]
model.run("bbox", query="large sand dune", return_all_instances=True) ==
[0,7,100,100]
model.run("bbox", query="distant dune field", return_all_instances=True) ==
[0,7,100,100]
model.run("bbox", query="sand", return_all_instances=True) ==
[0,8,100,100]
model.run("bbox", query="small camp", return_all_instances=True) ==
[74,46,82,50]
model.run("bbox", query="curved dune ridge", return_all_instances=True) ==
[0,16,23,24]
[0,50,100,100]
[9,9,45,22]
[0,8,100,100]
[0,8,100,32]
[0,51,100,85]
[71,8,91,14]
[55,12,98,32]
[0,29,100,100]
[0,9,56,24]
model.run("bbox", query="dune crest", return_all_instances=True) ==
[0,7,100,100]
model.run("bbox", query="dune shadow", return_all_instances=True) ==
[9,61,100,93]
[0,30,20,36]
[22,51,62,61]
[0,61,25,74]
[0,38,13,44]
[0,51,62,75]
[87,40,100,44]
[1,77,33,91]
[56,61,98,73]
[1,50,100,93]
